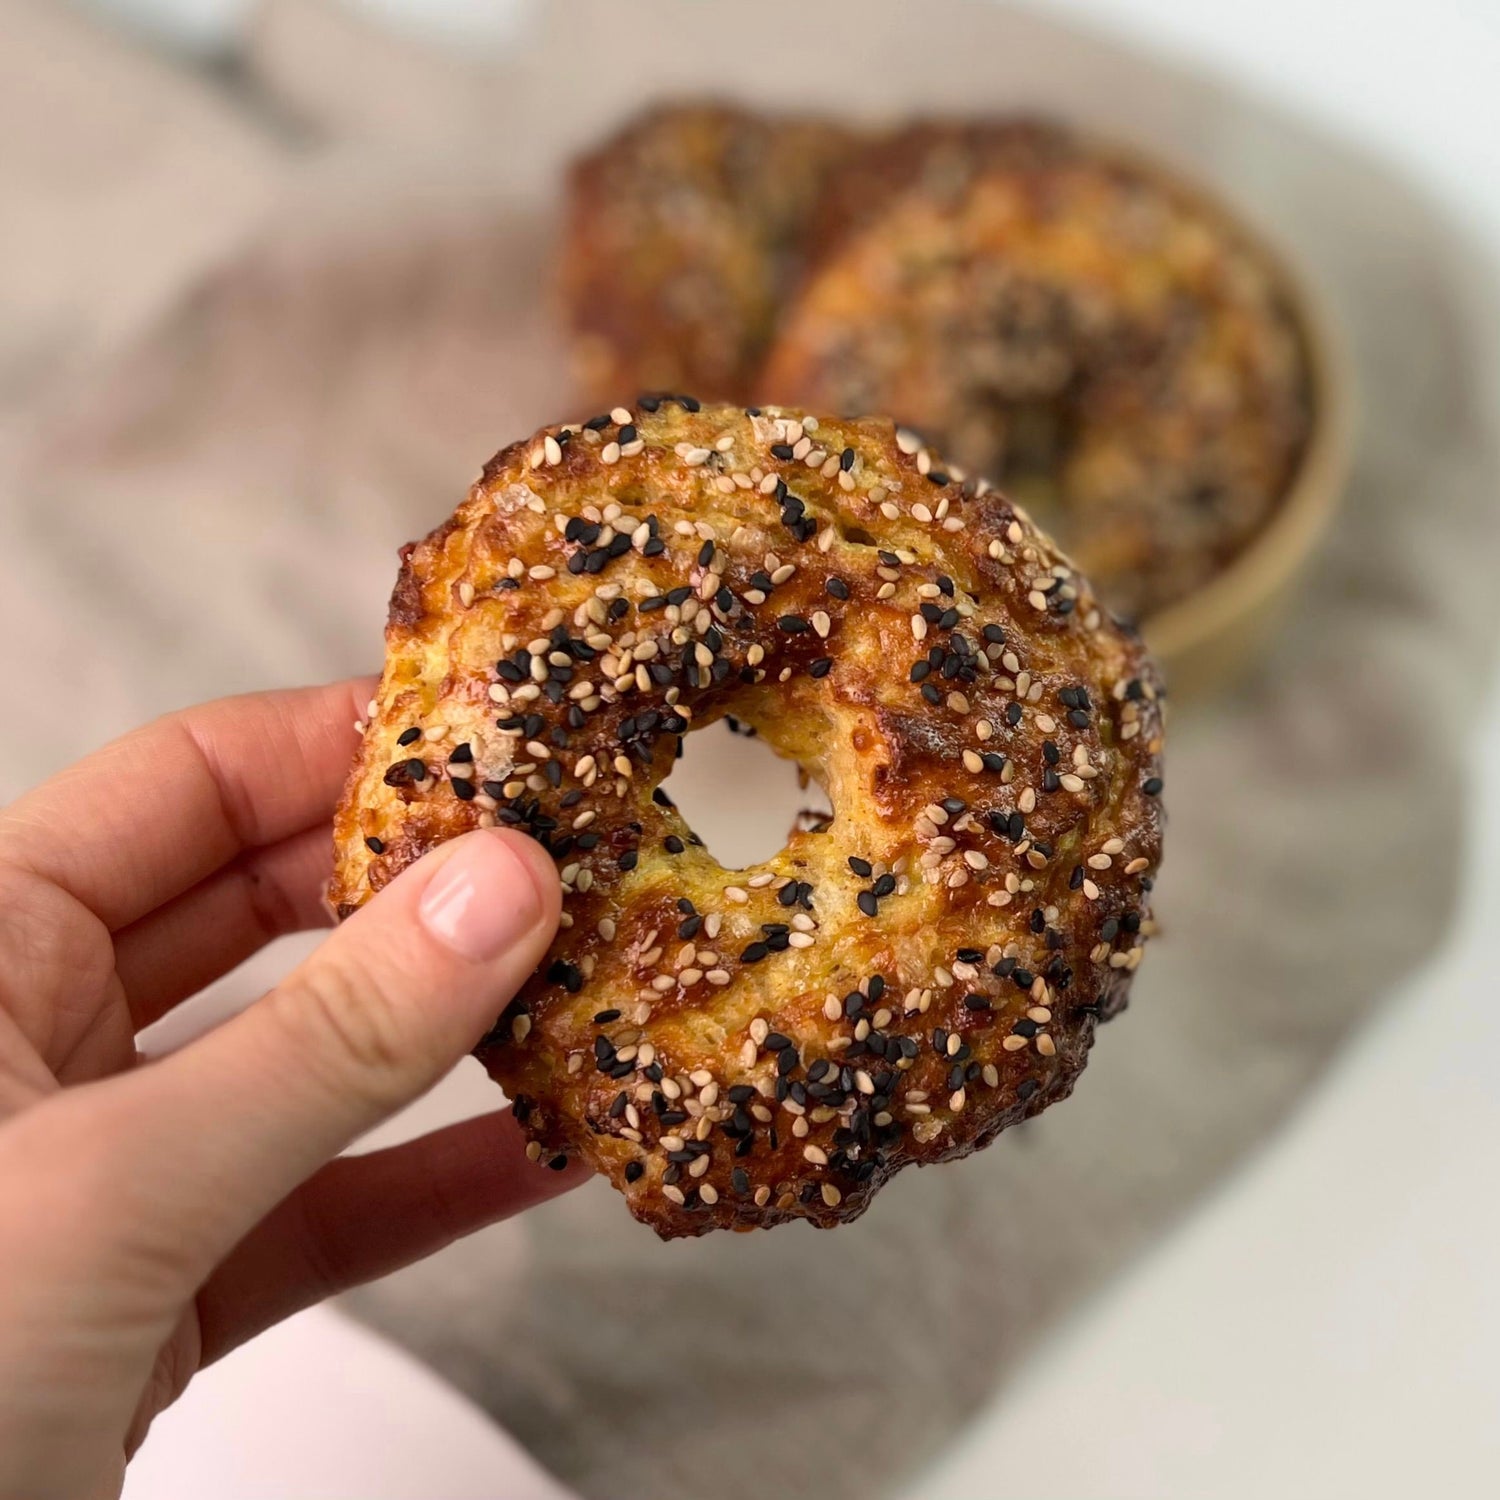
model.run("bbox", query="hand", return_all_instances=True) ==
[0,680,583,1500]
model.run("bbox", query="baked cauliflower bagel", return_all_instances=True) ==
[330,399,1165,1238]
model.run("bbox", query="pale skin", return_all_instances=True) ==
[0,679,586,1500]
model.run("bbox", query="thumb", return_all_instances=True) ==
[62,828,560,1279]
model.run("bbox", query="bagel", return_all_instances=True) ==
[759,120,1312,620]
[559,103,857,404]
[330,400,1165,1238]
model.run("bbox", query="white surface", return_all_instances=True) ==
[92,1,1500,1496]
[122,1308,572,1500]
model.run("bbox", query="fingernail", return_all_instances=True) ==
[420,832,547,962]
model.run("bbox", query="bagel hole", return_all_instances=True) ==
[659,718,832,870]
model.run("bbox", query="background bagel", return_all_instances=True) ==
[330,400,1164,1237]
[559,103,858,406]
[760,120,1311,621]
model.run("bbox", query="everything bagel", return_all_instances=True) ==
[330,400,1164,1238]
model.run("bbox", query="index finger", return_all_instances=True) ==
[0,678,374,931]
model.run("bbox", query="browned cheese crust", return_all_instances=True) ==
[330,400,1165,1238]
[559,103,858,405]
[759,120,1312,619]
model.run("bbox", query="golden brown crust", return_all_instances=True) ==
[331,400,1164,1238]
[558,103,858,404]
[760,119,1312,619]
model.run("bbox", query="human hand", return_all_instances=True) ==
[0,680,583,1500]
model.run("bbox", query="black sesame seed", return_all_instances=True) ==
[619,849,639,872]
[397,727,421,746]
[547,1154,569,1171]
[452,777,476,801]
[1144,776,1164,795]
[624,1160,645,1183]
[847,855,872,877]
[809,657,833,678]
[872,873,896,898]
[777,614,810,634]
[770,442,795,460]
[365,836,385,854]
[618,423,638,445]
[962,993,992,1011]
[857,891,879,918]
[826,577,850,600]
[664,835,685,855]
[840,446,855,471]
